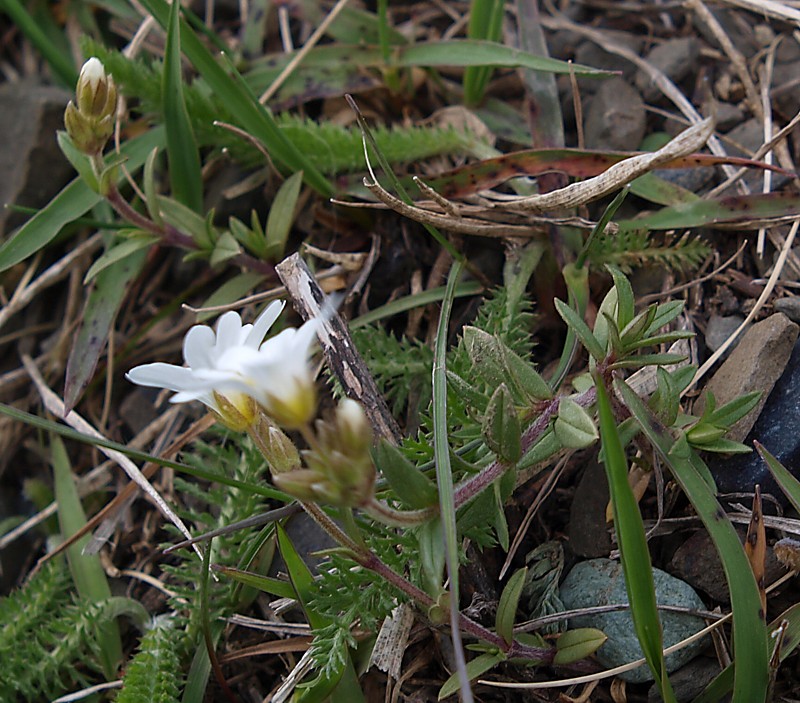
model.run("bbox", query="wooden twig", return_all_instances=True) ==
[276,253,402,444]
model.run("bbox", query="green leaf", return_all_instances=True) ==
[64,246,148,412]
[196,272,267,322]
[213,565,296,599]
[438,651,505,700]
[554,298,605,360]
[554,628,608,665]
[755,443,800,515]
[607,265,635,330]
[517,429,562,471]
[616,379,769,703]
[462,326,506,386]
[84,233,158,283]
[209,230,241,266]
[595,377,674,700]
[482,384,522,463]
[0,127,164,273]
[417,518,446,597]
[707,391,762,428]
[501,345,553,401]
[644,300,685,337]
[265,170,303,260]
[164,0,207,211]
[374,440,438,509]
[142,147,163,226]
[157,195,213,247]
[137,0,333,195]
[495,567,527,646]
[57,131,100,192]
[691,437,752,454]
[51,435,122,678]
[554,397,598,449]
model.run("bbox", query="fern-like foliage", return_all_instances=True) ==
[116,615,184,703]
[80,40,481,174]
[588,230,710,272]
[350,326,434,415]
[0,561,107,701]
[308,523,416,677]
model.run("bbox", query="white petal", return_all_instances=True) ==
[183,324,216,369]
[292,318,321,356]
[126,363,199,392]
[245,300,285,348]
[215,311,244,353]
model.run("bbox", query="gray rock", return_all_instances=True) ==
[704,314,745,354]
[709,336,800,501]
[575,32,644,93]
[568,460,611,558]
[636,38,700,102]
[647,658,721,703]
[696,313,799,442]
[774,296,800,324]
[584,78,646,151]
[720,119,792,193]
[0,82,74,236]
[771,60,800,119]
[714,102,746,133]
[560,559,708,683]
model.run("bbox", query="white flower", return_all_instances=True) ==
[126,300,321,428]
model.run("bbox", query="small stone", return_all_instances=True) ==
[0,82,74,236]
[636,38,699,102]
[704,314,745,354]
[771,61,800,119]
[568,459,611,558]
[719,119,792,192]
[560,559,708,683]
[709,336,800,500]
[647,658,721,703]
[584,78,646,151]
[696,313,799,442]
[774,297,800,324]
[669,528,785,603]
[714,102,745,132]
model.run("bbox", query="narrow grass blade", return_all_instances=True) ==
[0,0,76,86]
[163,0,203,212]
[595,378,675,700]
[51,435,122,678]
[137,0,333,196]
[213,565,296,599]
[616,379,769,703]
[0,127,165,273]
[432,259,473,702]
[755,441,800,514]
[463,0,504,106]
[265,170,303,259]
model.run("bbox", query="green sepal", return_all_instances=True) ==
[417,517,446,598]
[57,131,100,192]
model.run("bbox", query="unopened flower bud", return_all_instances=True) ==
[212,391,257,432]
[65,57,117,155]
[272,469,326,502]
[263,425,301,474]
[264,380,317,430]
[336,398,372,455]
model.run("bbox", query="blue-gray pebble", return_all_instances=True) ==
[559,558,707,683]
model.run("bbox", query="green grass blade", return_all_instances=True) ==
[0,0,77,86]
[616,379,769,703]
[595,378,675,700]
[136,0,333,196]
[463,0,505,106]
[0,402,288,500]
[754,442,800,514]
[51,435,122,678]
[163,0,203,212]
[432,259,473,703]
[0,127,165,273]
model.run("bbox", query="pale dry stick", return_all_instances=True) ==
[259,0,352,104]
[51,680,124,703]
[687,217,800,393]
[0,234,102,335]
[541,8,742,186]
[757,49,778,256]
[500,118,715,213]
[181,265,349,315]
[21,354,202,560]
[0,406,179,550]
[277,4,294,53]
[706,108,800,199]
[716,0,800,24]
